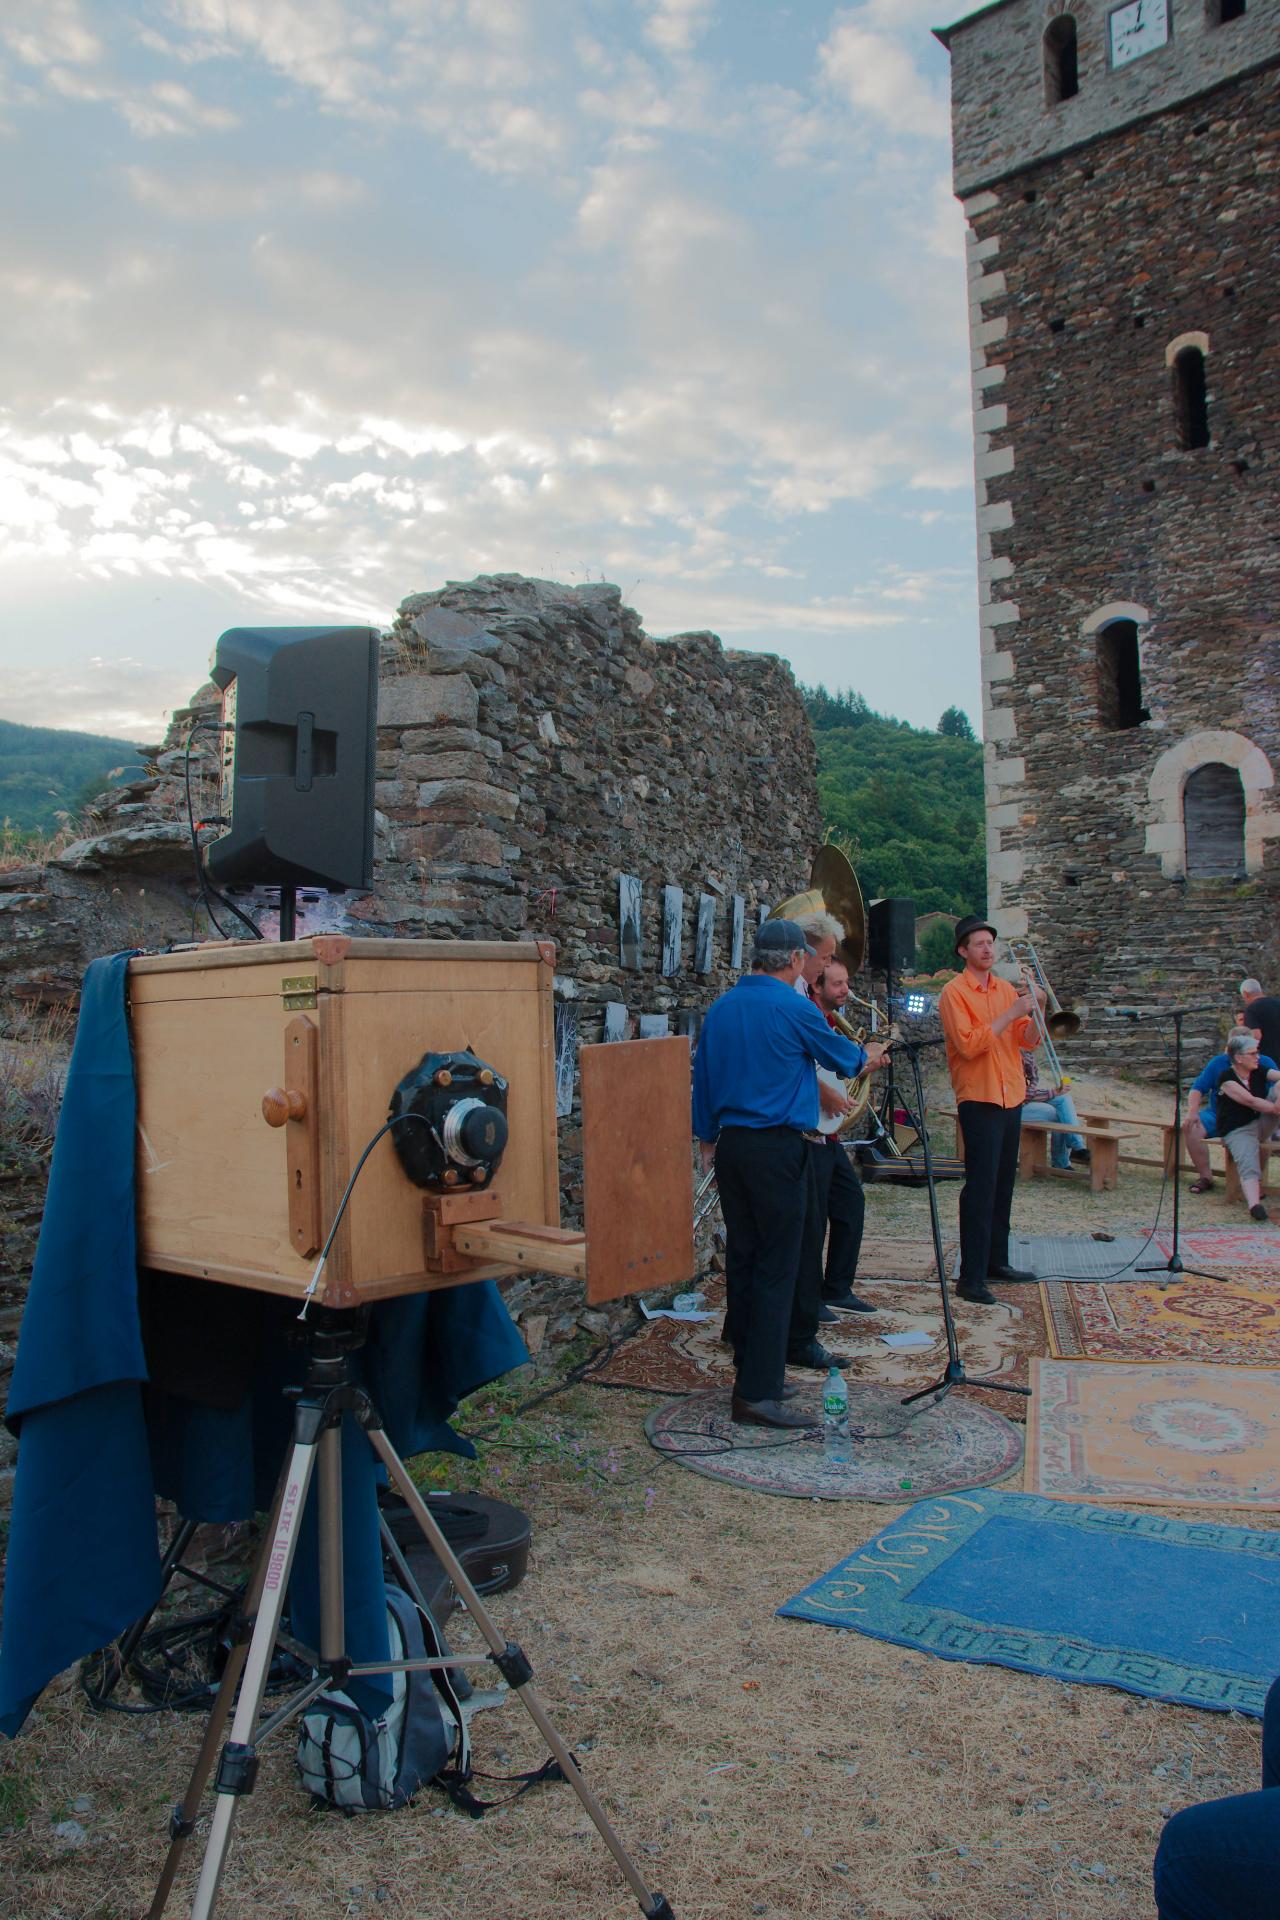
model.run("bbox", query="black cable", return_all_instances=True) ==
[182,718,263,941]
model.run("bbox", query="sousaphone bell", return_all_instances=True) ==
[768,843,866,975]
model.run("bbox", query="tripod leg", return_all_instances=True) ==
[146,1473,291,1920]
[185,1436,320,1920]
[367,1429,675,1920]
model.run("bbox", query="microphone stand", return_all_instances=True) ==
[894,1034,1031,1411]
[1118,1004,1234,1288]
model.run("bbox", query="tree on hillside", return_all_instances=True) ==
[937,706,976,741]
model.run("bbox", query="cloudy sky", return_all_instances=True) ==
[0,0,979,743]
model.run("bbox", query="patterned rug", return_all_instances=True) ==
[591,1274,1046,1421]
[1043,1276,1280,1365]
[644,1383,1023,1502]
[1153,1225,1280,1271]
[777,1488,1279,1717]
[1025,1358,1280,1509]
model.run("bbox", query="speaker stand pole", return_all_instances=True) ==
[278,885,298,942]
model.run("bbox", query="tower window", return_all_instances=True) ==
[1207,1,1247,24]
[1173,346,1210,449]
[1096,620,1147,731]
[1044,17,1080,105]
[1184,764,1246,878]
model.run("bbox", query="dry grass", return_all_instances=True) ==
[1,1074,1269,1920]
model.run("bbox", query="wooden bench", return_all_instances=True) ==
[1080,1106,1272,1200]
[938,1111,1135,1194]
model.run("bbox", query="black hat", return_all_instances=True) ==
[953,913,998,953]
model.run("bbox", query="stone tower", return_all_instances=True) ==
[936,0,1280,1060]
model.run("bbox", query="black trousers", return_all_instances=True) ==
[792,1141,866,1343]
[956,1101,1022,1285]
[715,1125,808,1402]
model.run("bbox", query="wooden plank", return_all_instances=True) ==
[454,1222,587,1281]
[283,1014,322,1257]
[579,1035,695,1305]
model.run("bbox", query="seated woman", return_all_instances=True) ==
[1155,1674,1280,1919]
[1021,1052,1088,1171]
[1213,1029,1280,1223]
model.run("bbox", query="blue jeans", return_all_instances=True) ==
[1154,1676,1280,1919]
[1022,1093,1085,1169]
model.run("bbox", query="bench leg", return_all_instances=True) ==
[1163,1125,1181,1177]
[1019,1130,1048,1181]
[1225,1156,1243,1205]
[954,1119,964,1162]
[1090,1138,1119,1193]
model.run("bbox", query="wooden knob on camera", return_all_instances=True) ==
[262,1086,307,1127]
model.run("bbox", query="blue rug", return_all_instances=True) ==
[778,1489,1280,1716]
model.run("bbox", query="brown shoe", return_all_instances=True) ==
[1189,1177,1214,1194]
[730,1396,820,1430]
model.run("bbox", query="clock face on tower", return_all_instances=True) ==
[1108,0,1172,67]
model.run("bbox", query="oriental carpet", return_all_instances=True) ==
[1043,1276,1280,1365]
[1024,1358,1280,1509]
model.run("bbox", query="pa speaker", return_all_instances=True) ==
[205,625,379,892]
[867,898,916,973]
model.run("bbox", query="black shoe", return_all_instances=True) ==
[987,1263,1038,1283]
[1251,1203,1270,1223]
[955,1281,997,1306]
[786,1342,852,1371]
[825,1290,877,1315]
[731,1395,820,1430]
[1069,1148,1091,1166]
[817,1303,838,1324]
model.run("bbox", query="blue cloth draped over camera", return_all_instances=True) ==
[0,952,527,1738]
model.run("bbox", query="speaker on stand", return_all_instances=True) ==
[866,898,916,1143]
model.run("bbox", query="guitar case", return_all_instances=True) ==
[378,1489,532,1631]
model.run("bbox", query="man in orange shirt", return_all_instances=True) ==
[938,915,1044,1305]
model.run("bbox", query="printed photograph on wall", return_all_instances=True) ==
[730,894,745,970]
[602,1002,628,1043]
[661,885,683,977]
[756,903,770,928]
[695,894,716,975]
[554,1001,579,1118]
[638,1013,670,1039]
[619,874,643,971]
[676,1008,703,1057]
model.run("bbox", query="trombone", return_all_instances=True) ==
[1004,938,1088,1089]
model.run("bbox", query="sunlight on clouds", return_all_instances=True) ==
[820,8,950,141]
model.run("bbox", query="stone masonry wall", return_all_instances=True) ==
[956,57,1280,1070]
[0,577,816,1347]
[942,0,1280,197]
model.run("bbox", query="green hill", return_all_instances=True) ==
[0,717,147,841]
[804,687,985,942]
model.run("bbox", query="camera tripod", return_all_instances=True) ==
[148,1309,675,1920]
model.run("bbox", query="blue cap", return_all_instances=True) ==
[754,918,817,958]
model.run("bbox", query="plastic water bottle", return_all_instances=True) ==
[822,1367,852,1465]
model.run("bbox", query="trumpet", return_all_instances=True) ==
[1004,938,1088,1088]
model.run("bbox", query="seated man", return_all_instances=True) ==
[1154,1674,1280,1920]
[1020,1052,1088,1171]
[1214,1030,1280,1223]
[1185,1036,1279,1195]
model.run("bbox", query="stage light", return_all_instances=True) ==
[904,991,932,1017]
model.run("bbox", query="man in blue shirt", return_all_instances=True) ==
[1184,1036,1278,1193]
[693,919,873,1429]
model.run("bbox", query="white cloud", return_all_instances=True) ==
[820,8,950,140]
[642,0,714,57]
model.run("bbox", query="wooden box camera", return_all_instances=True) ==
[129,937,693,1309]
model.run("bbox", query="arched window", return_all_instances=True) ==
[1096,620,1147,730]
[1173,346,1210,449]
[1207,1,1247,24]
[1043,16,1079,105]
[1184,764,1246,878]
